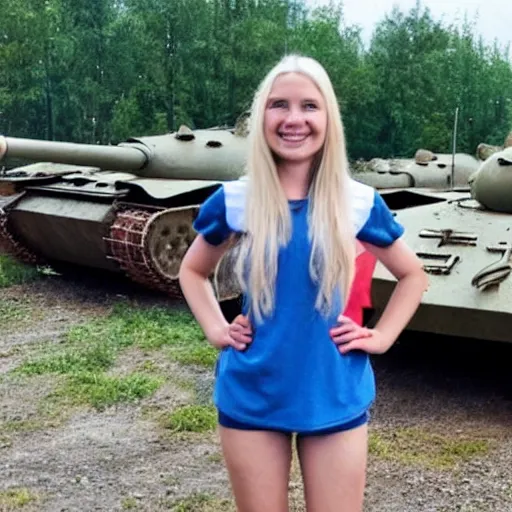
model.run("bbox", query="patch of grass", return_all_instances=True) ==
[1,417,62,435]
[369,427,491,469]
[15,343,115,376]
[121,497,139,509]
[0,487,38,508]
[168,493,234,511]
[12,303,213,412]
[56,372,164,410]
[166,374,196,394]
[0,347,23,361]
[170,344,218,368]
[0,299,33,330]
[0,376,75,437]
[136,360,158,373]
[68,304,216,366]
[165,405,217,433]
[17,303,215,372]
[206,452,223,464]
[66,303,206,350]
[0,434,12,448]
[0,254,41,288]
[0,347,21,358]
[161,474,180,486]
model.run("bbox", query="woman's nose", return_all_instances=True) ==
[283,107,304,125]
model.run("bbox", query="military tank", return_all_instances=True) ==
[370,147,512,344]
[0,122,481,303]
[0,125,249,301]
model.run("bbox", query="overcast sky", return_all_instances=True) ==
[305,0,509,50]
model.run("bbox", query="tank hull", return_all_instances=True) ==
[0,166,226,298]
[372,187,512,343]
[373,279,512,343]
[7,195,117,271]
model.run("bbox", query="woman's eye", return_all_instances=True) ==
[270,100,287,109]
[304,102,318,110]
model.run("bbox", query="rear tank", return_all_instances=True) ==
[353,150,480,189]
[371,147,512,343]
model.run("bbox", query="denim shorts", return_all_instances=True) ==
[218,410,369,437]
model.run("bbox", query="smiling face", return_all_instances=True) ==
[263,72,328,170]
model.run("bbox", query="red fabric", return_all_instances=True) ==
[343,251,377,326]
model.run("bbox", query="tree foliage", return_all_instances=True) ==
[1,0,511,159]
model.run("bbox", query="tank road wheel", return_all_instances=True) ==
[214,237,243,301]
[105,205,199,298]
[0,207,41,265]
[146,208,197,283]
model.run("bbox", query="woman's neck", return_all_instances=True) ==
[277,161,312,200]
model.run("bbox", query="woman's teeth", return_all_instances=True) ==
[280,134,307,142]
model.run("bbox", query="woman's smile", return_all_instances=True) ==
[279,132,310,144]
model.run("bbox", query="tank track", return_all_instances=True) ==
[104,202,243,301]
[104,203,199,298]
[1,198,242,301]
[0,204,41,265]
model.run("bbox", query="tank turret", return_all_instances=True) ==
[351,152,480,189]
[469,147,512,212]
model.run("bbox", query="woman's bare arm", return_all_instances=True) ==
[363,238,428,351]
[179,235,249,350]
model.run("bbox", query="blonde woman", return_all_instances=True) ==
[179,55,428,512]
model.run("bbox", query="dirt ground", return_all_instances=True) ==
[1,269,511,512]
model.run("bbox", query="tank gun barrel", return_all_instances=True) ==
[0,135,147,171]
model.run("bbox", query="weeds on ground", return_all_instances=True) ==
[17,343,115,376]
[164,404,217,433]
[0,299,33,330]
[0,487,39,508]
[166,492,234,511]
[369,427,491,469]
[1,415,63,436]
[0,373,77,436]
[171,344,218,367]
[120,496,139,509]
[12,303,216,410]
[55,372,164,410]
[0,434,11,448]
[65,302,216,367]
[0,254,41,288]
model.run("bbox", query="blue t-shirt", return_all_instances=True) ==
[193,178,404,432]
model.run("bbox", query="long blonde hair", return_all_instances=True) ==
[235,54,356,323]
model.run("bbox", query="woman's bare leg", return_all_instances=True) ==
[296,423,368,512]
[219,426,293,512]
